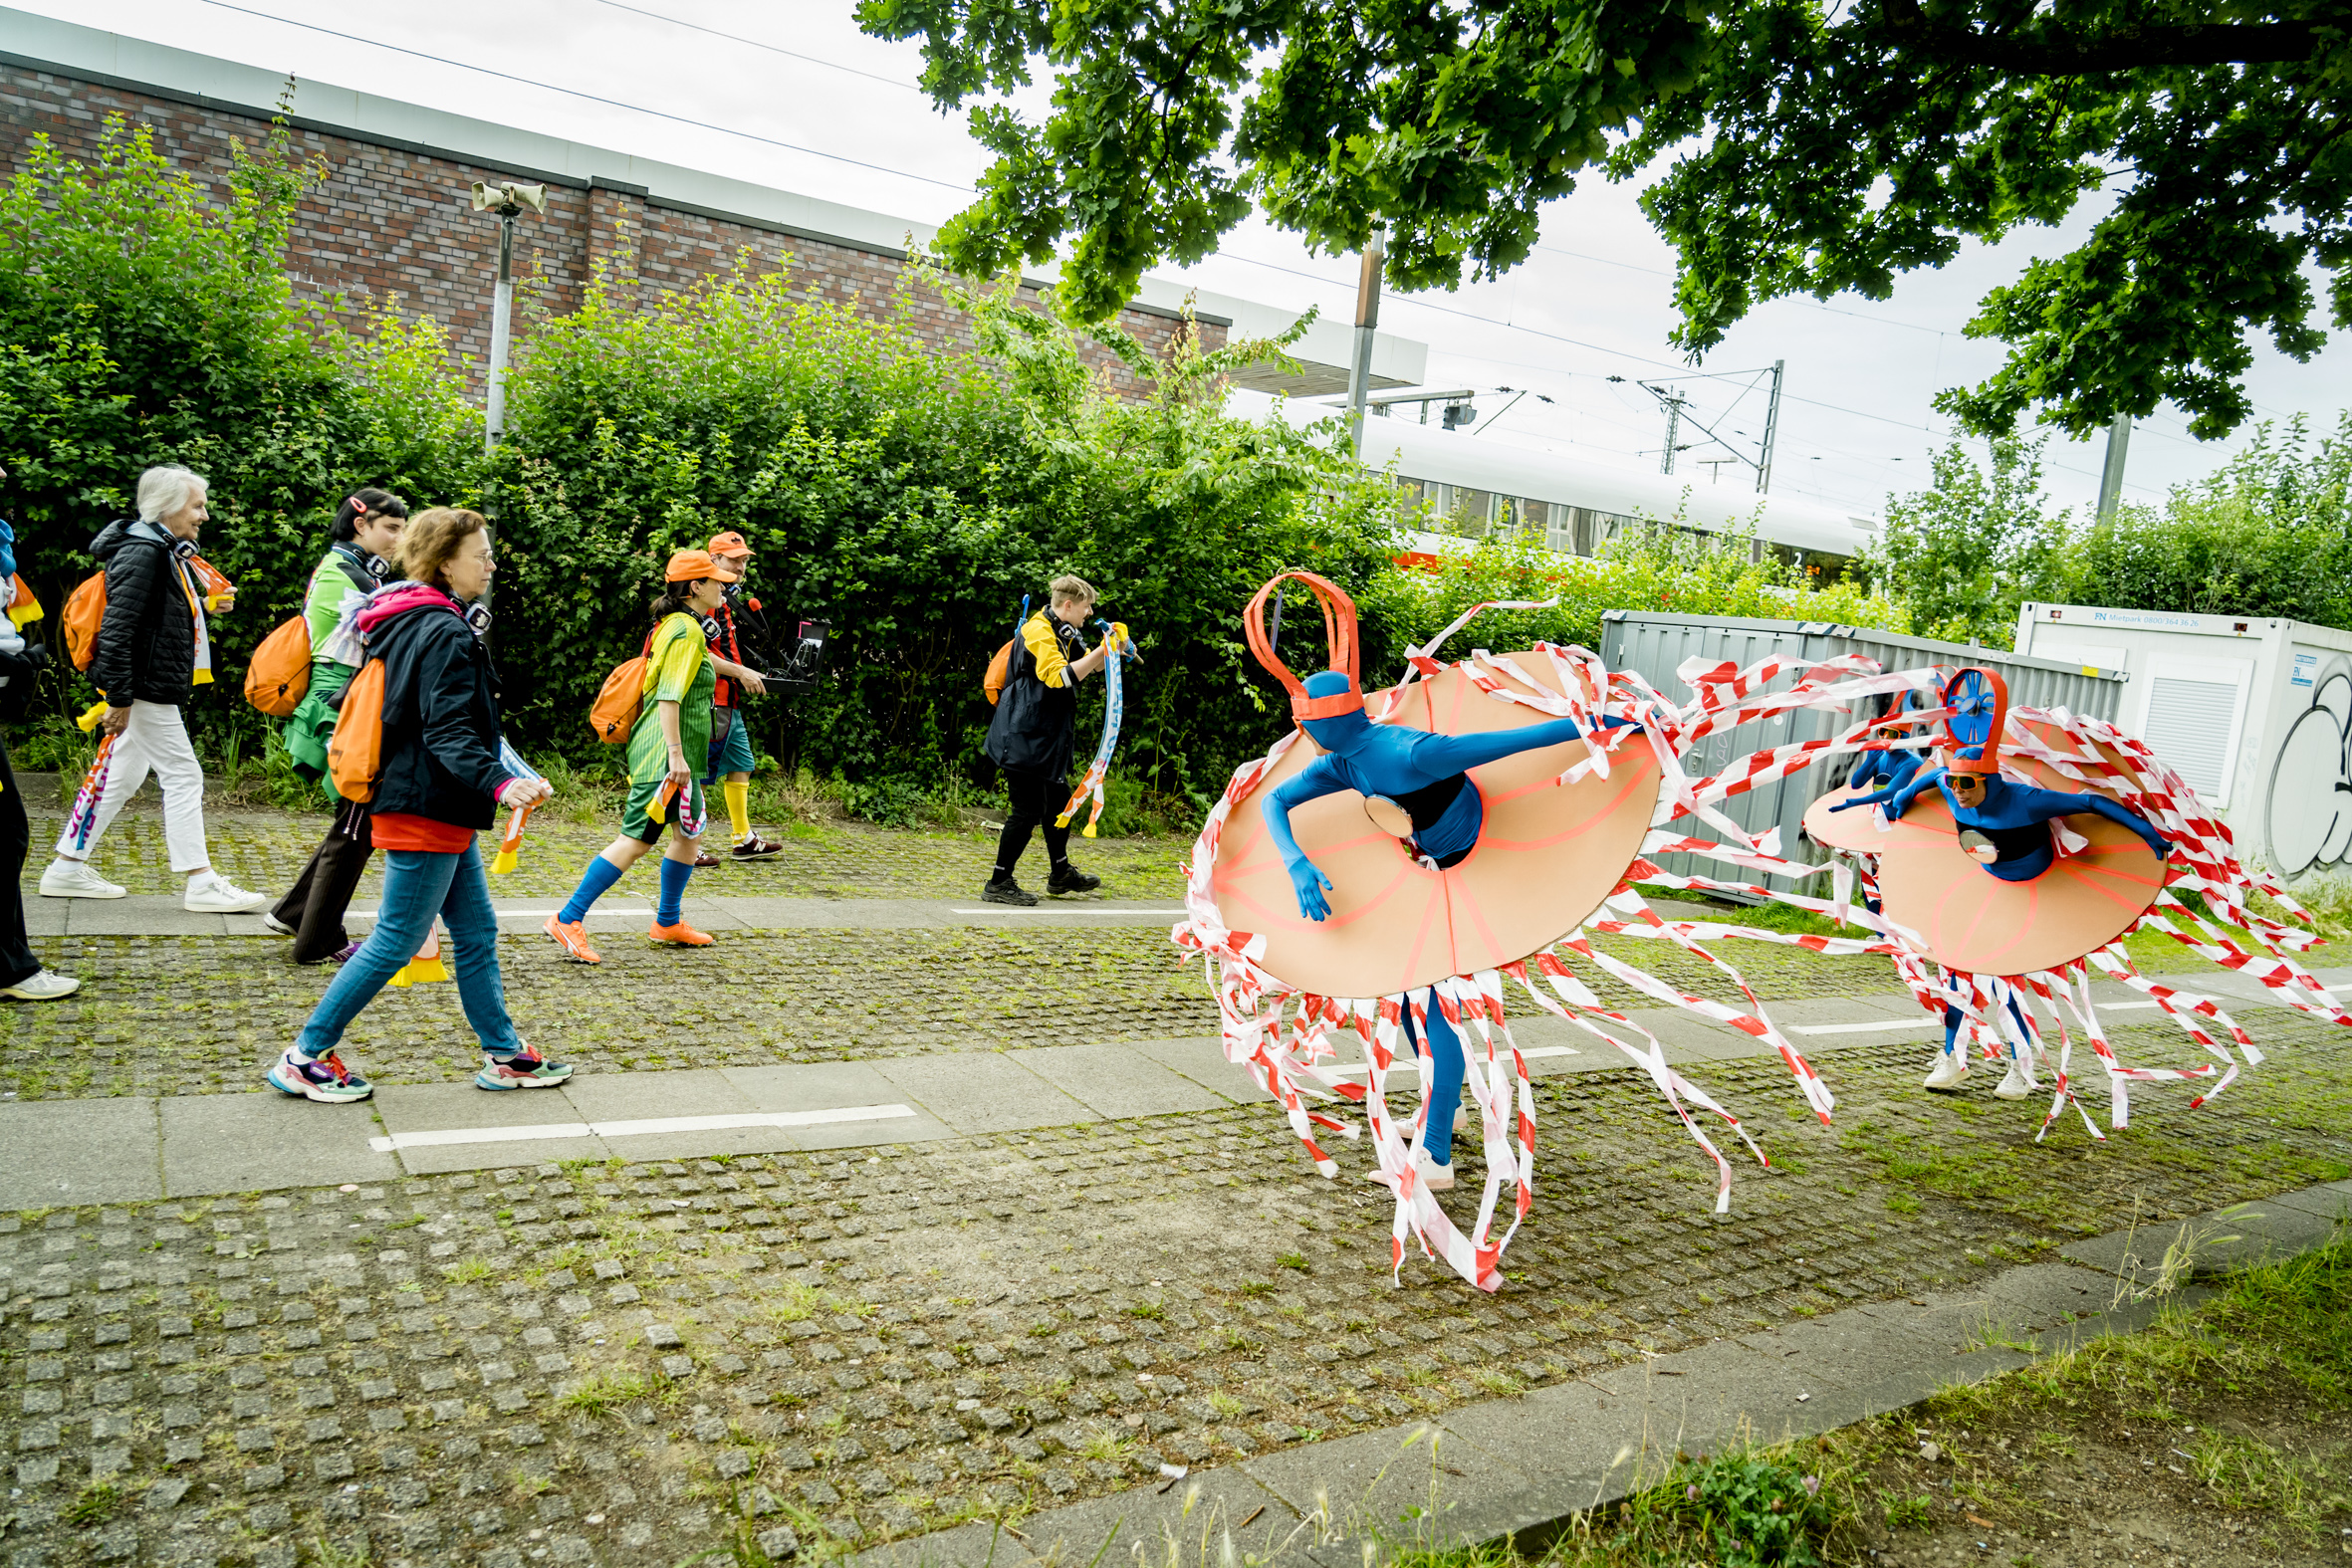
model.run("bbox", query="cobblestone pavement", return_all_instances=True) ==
[2,929,1903,1102]
[5,1014,2350,1568]
[18,801,1190,903]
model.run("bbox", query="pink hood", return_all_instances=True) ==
[355,583,462,637]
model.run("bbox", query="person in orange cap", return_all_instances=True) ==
[544,549,732,962]
[696,529,781,864]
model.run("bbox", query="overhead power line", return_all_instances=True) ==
[193,0,974,192]
[588,0,925,93]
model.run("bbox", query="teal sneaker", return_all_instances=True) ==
[267,1046,373,1103]
[477,1045,573,1091]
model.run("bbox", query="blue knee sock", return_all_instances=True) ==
[559,854,626,925]
[1407,1008,1467,1166]
[657,856,693,926]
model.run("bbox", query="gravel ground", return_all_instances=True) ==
[5,1016,2350,1568]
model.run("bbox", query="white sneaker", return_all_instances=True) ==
[1923,1050,1970,1091]
[259,911,296,936]
[39,859,124,899]
[1416,1154,1456,1192]
[1994,1061,2034,1100]
[1,970,81,1002]
[185,877,267,913]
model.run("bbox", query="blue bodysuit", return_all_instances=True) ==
[1844,745,1925,798]
[1263,669,1638,1164]
[1832,768,2170,883]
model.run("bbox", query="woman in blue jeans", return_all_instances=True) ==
[267,508,564,1104]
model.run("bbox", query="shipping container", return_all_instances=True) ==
[2014,602,2352,888]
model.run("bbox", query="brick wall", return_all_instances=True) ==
[0,58,1224,396]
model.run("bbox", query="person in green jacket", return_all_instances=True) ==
[261,490,407,963]
[544,549,731,964]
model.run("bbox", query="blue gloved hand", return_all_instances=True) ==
[1287,855,1335,922]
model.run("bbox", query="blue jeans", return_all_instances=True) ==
[297,841,521,1059]
[1402,1003,1467,1166]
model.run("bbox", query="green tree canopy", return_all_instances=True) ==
[856,0,2351,440]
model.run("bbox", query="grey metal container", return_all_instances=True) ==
[1596,612,2130,893]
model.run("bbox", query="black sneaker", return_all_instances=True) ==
[981,877,1039,907]
[1047,863,1101,896]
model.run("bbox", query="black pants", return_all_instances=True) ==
[0,733,40,989]
[993,768,1071,880]
[270,798,375,964]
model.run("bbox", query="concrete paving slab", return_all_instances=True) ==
[368,1080,610,1173]
[61,900,233,936]
[158,1092,400,1195]
[1735,1312,1959,1396]
[1013,1464,1302,1567]
[1242,1423,1509,1549]
[722,1060,914,1111]
[0,1098,161,1208]
[559,1067,753,1123]
[1119,1036,1269,1103]
[1009,1043,1235,1120]
[20,898,67,937]
[2060,1200,2344,1281]
[2262,1180,2352,1223]
[872,1053,1099,1135]
[712,897,949,930]
[847,1519,1042,1568]
[719,1061,961,1149]
[1574,1341,1821,1452]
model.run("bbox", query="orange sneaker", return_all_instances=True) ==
[648,919,714,947]
[544,914,601,965]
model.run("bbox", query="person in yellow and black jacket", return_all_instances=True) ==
[980,573,1109,906]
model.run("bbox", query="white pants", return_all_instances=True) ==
[56,700,210,874]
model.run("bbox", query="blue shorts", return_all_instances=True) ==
[704,707,756,782]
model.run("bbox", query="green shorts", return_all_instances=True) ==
[622,775,707,845]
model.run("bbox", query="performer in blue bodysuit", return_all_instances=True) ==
[1831,745,2171,880]
[1263,668,1640,1181]
[1832,744,2172,1092]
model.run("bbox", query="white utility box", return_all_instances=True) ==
[2014,602,2352,886]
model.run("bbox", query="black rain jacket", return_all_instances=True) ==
[984,610,1088,780]
[88,520,196,706]
[365,587,512,830]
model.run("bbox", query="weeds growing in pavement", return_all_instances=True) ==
[561,1365,651,1419]
[64,1482,119,1527]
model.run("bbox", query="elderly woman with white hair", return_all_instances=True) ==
[38,464,265,912]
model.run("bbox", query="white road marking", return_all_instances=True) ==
[368,1102,917,1153]
[948,907,1187,915]
[1317,1045,1579,1078]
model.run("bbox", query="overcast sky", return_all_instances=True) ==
[28,0,2349,521]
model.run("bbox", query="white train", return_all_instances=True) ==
[1227,387,1885,570]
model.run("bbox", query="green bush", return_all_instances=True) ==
[0,109,482,755]
[1357,523,1912,662]
[484,266,1406,809]
[2071,412,2352,630]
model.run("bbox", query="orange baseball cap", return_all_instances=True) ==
[707,530,751,559]
[663,549,739,583]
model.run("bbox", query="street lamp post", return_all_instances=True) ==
[469,181,548,456]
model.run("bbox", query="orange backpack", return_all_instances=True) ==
[244,614,313,717]
[983,597,1030,707]
[327,659,388,801]
[62,549,234,671]
[983,640,1016,706]
[589,630,658,743]
[63,572,107,671]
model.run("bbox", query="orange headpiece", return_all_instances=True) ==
[1940,666,2008,775]
[1245,570,1363,724]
